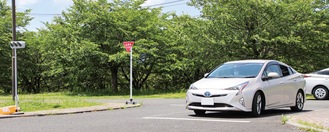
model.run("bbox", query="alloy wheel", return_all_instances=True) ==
[296,92,304,110]
[256,94,262,115]
[314,87,327,99]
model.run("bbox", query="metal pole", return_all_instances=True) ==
[130,47,133,102]
[11,0,17,101]
[14,49,18,108]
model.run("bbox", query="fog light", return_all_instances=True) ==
[239,97,245,107]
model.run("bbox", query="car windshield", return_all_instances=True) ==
[207,63,264,78]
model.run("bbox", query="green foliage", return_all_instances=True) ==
[0,1,12,93]
[28,0,180,93]
[0,0,32,93]
[190,0,329,73]
[1,0,329,94]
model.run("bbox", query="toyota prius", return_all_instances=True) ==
[186,60,305,116]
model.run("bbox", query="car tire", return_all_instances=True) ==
[194,110,206,115]
[251,92,263,117]
[291,90,304,112]
[312,86,329,100]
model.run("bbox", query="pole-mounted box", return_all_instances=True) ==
[10,41,25,49]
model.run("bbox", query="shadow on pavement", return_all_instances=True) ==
[188,109,313,118]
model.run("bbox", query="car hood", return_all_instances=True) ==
[192,78,253,90]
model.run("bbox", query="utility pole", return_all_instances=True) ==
[11,0,16,101]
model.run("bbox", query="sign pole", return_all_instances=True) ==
[14,48,18,108]
[123,41,136,105]
[129,47,133,102]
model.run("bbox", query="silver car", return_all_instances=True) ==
[186,60,306,116]
[304,68,329,100]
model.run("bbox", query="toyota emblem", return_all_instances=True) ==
[204,91,211,97]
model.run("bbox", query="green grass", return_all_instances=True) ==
[281,114,290,125]
[0,93,101,112]
[298,120,327,132]
[306,94,315,100]
[0,92,186,112]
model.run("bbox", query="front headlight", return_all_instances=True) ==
[189,85,198,90]
[225,81,249,93]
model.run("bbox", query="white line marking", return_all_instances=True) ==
[169,104,185,107]
[143,117,250,123]
[150,112,187,117]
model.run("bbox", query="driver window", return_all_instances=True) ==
[263,65,281,78]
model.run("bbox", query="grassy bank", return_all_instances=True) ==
[0,92,186,112]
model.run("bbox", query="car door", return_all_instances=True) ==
[262,64,286,108]
[278,65,301,105]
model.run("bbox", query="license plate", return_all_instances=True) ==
[201,98,214,105]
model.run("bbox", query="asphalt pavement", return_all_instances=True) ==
[0,102,328,131]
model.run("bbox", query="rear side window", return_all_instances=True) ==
[316,70,329,75]
[279,65,290,77]
[288,67,296,75]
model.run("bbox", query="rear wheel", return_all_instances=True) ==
[313,86,329,100]
[251,92,263,117]
[291,91,304,112]
[194,110,206,115]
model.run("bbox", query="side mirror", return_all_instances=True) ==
[262,72,280,81]
[204,73,209,78]
[268,72,280,78]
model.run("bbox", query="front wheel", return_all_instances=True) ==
[313,86,329,100]
[291,91,304,112]
[251,92,263,117]
[194,110,206,115]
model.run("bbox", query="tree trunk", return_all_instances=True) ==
[110,66,118,93]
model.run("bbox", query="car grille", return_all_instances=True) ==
[192,93,227,98]
[189,103,233,108]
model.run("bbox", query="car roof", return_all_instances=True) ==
[320,68,329,71]
[225,59,275,64]
[309,68,329,74]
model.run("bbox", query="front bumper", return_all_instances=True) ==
[186,89,251,112]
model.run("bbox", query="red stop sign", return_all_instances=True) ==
[123,41,134,52]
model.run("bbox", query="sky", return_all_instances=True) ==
[7,0,200,31]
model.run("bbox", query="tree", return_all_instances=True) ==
[159,14,225,89]
[0,0,32,93]
[190,0,329,72]
[38,0,174,93]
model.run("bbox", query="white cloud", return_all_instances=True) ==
[52,0,73,6]
[16,0,39,6]
[141,0,165,7]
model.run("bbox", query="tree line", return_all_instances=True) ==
[0,0,328,94]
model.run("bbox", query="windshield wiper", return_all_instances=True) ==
[242,76,256,78]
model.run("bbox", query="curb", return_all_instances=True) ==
[0,103,141,119]
[287,110,329,132]
[287,120,327,132]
